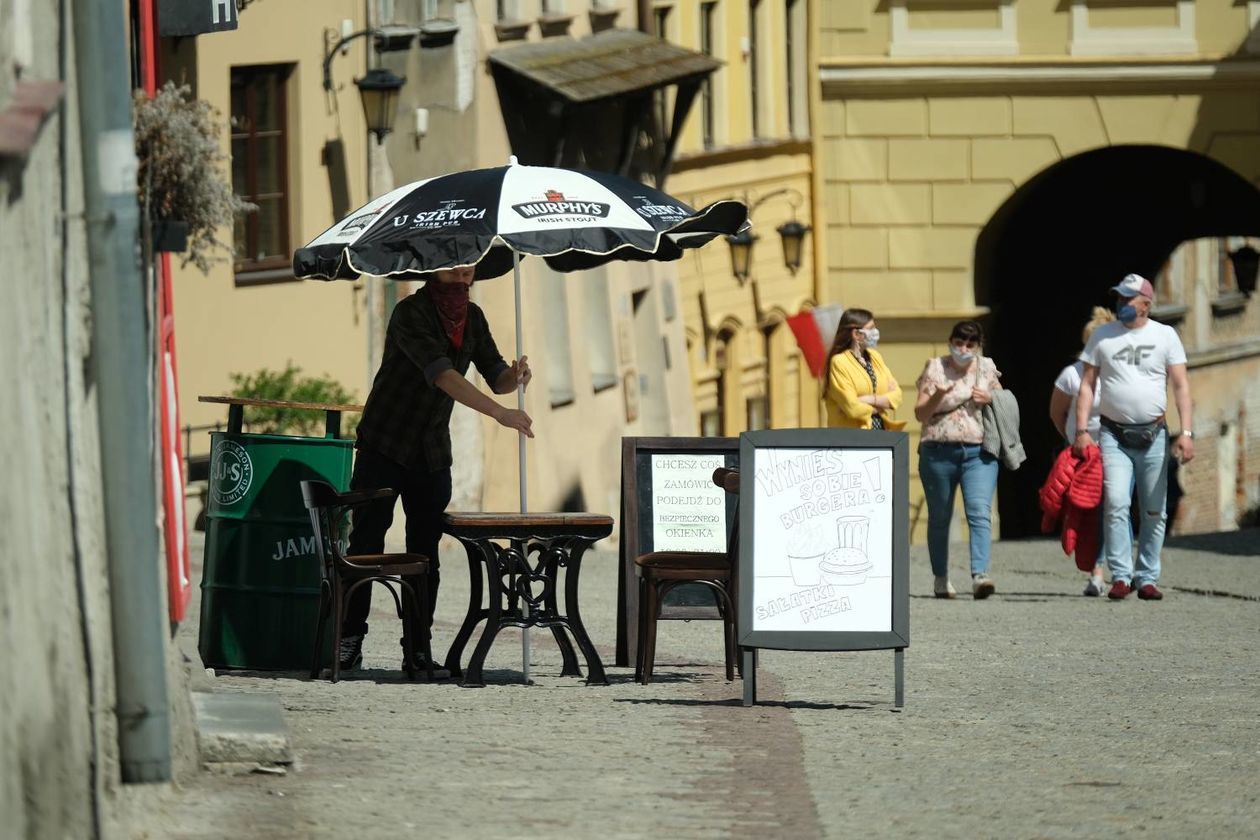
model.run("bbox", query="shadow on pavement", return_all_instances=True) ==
[909,593,1076,601]
[608,670,718,685]
[1165,527,1260,557]
[215,667,461,685]
[615,697,892,712]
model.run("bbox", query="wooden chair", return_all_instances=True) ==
[635,467,740,684]
[299,480,434,683]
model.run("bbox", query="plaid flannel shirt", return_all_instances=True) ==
[355,287,509,471]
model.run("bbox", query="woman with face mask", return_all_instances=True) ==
[823,308,906,431]
[913,320,1003,600]
[1049,306,1116,596]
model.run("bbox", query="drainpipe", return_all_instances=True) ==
[72,0,171,782]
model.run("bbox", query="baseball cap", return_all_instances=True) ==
[1110,273,1154,299]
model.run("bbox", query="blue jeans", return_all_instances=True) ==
[918,442,999,578]
[1100,425,1168,586]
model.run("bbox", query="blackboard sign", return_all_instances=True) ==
[738,428,910,706]
[158,0,239,37]
[615,436,739,667]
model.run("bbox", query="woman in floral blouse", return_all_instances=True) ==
[914,320,1002,600]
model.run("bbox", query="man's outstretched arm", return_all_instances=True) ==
[434,369,533,437]
[492,355,532,395]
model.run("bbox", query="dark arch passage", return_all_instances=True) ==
[974,144,1260,538]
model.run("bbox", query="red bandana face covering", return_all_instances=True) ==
[427,280,470,348]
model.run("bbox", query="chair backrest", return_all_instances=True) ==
[299,480,338,582]
[300,479,340,510]
[712,467,741,592]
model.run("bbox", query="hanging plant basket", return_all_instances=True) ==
[152,219,190,253]
[133,82,254,272]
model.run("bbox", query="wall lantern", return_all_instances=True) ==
[724,187,810,285]
[776,220,809,275]
[354,68,406,143]
[323,24,420,143]
[726,229,758,285]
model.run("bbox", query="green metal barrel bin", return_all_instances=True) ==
[197,397,359,671]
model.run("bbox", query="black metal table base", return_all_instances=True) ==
[443,527,609,687]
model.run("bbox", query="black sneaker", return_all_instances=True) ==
[337,634,364,672]
[401,646,450,679]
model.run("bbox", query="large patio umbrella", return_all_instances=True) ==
[295,158,748,678]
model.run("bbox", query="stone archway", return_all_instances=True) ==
[974,144,1260,538]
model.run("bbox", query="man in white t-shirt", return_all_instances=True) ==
[1072,273,1194,601]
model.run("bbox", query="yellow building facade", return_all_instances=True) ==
[654,0,823,436]
[815,1,1260,539]
[165,1,706,529]
[162,0,374,449]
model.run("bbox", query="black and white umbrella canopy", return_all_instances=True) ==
[294,161,749,280]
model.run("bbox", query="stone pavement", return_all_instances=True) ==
[133,526,1260,839]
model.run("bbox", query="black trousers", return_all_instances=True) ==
[341,447,451,642]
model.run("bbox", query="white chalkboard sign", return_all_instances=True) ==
[738,429,909,673]
[615,437,740,668]
[651,453,728,554]
[750,447,894,634]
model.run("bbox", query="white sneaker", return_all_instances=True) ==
[972,574,996,600]
[933,576,957,599]
[1083,576,1104,597]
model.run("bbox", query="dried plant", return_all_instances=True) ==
[133,81,255,273]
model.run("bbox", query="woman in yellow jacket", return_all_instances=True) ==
[824,308,906,431]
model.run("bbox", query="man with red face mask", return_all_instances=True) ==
[337,265,533,675]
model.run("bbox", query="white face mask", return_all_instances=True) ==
[949,345,975,364]
[859,327,880,348]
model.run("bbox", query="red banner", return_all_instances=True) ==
[786,304,844,379]
[787,311,827,379]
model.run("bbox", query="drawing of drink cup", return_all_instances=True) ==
[786,521,826,586]
[836,515,870,554]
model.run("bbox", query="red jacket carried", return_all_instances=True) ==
[1039,445,1103,571]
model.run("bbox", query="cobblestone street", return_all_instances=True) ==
[124,527,1260,840]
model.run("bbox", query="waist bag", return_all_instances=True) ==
[1101,416,1165,450]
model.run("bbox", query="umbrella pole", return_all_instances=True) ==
[513,250,531,684]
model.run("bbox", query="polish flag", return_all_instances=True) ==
[786,304,844,379]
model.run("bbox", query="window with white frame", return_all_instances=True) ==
[1069,0,1196,57]
[749,0,762,139]
[700,1,718,149]
[654,5,674,144]
[584,266,619,392]
[785,0,807,137]
[542,268,576,407]
[889,0,1017,58]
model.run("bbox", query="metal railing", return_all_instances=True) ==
[183,421,229,483]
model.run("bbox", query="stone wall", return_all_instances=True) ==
[1,4,105,835]
[1,5,199,837]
